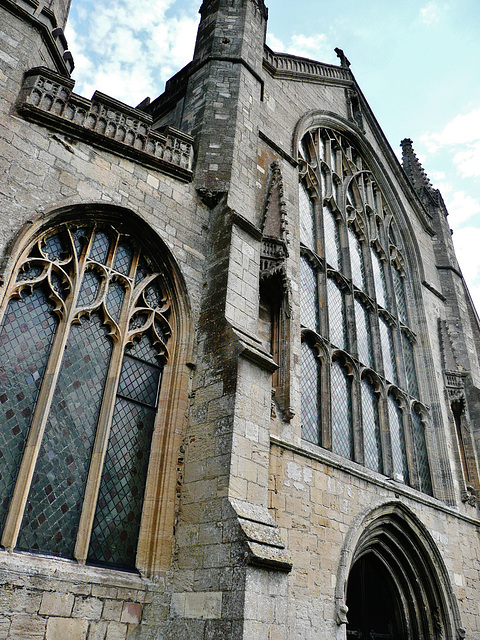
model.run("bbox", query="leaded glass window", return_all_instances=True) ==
[371,248,387,308]
[331,360,353,460]
[379,318,397,384]
[402,332,419,398]
[412,408,432,496]
[388,395,409,484]
[301,342,321,445]
[298,126,432,495]
[300,256,319,332]
[299,183,315,250]
[392,266,408,324]
[349,226,366,291]
[355,299,373,368]
[361,378,382,473]
[0,221,172,569]
[324,206,341,270]
[327,278,346,350]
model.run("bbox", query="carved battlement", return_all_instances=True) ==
[18,67,194,180]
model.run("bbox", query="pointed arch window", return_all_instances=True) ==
[298,126,433,495]
[0,221,173,570]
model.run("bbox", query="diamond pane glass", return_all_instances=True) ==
[0,288,57,532]
[72,228,89,258]
[393,266,408,324]
[361,379,382,472]
[300,256,319,332]
[331,361,353,459]
[114,240,133,275]
[106,280,125,322]
[402,332,419,398]
[372,249,387,308]
[328,278,346,350]
[88,333,163,568]
[301,342,321,444]
[17,314,113,557]
[299,183,315,250]
[135,257,150,285]
[349,227,366,291]
[323,206,341,270]
[43,232,66,261]
[89,231,110,263]
[388,395,409,484]
[355,300,373,367]
[77,268,102,308]
[380,318,397,384]
[412,409,432,495]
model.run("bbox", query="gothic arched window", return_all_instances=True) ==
[0,219,174,569]
[298,126,432,495]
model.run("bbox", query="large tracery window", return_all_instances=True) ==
[0,220,173,568]
[299,126,432,495]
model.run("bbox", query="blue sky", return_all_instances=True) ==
[65,0,480,311]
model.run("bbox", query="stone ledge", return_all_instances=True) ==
[17,67,194,182]
[263,45,352,86]
[229,498,292,573]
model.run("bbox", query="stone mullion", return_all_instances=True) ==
[1,248,84,551]
[74,264,136,564]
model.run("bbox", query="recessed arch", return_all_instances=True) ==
[335,501,463,640]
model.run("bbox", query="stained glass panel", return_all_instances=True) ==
[388,395,409,484]
[349,227,366,291]
[300,256,319,332]
[412,409,432,495]
[323,206,341,270]
[361,379,382,472]
[0,288,57,533]
[402,332,419,398]
[299,183,315,250]
[331,360,353,460]
[328,278,346,350]
[355,300,373,367]
[88,334,162,568]
[17,314,113,558]
[301,342,321,444]
[380,318,397,384]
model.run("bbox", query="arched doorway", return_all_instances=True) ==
[346,553,405,639]
[337,502,464,640]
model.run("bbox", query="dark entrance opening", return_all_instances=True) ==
[346,553,405,640]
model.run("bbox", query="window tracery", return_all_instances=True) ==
[298,126,432,494]
[0,220,172,568]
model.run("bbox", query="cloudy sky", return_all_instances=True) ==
[65,0,480,311]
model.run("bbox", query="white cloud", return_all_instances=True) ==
[65,0,199,105]
[267,31,333,64]
[266,33,285,53]
[446,190,480,227]
[450,226,480,310]
[421,107,480,178]
[420,2,441,25]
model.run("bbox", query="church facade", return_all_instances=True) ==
[0,0,479,638]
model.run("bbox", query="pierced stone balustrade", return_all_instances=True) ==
[18,67,194,181]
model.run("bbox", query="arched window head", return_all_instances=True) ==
[0,220,173,570]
